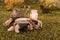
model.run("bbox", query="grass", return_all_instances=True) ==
[0,4,60,40]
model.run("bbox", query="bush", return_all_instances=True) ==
[4,0,24,10]
[40,0,57,8]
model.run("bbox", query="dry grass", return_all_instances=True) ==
[0,4,60,40]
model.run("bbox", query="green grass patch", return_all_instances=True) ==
[0,4,60,40]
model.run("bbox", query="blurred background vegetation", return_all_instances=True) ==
[0,0,60,11]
